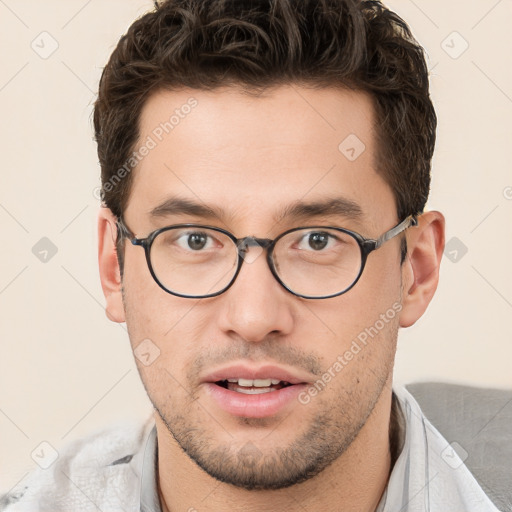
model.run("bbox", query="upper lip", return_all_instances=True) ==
[201,364,313,385]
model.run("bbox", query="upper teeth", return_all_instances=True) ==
[226,378,281,387]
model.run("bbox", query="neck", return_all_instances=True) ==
[157,385,396,512]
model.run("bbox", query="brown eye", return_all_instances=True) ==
[307,232,329,251]
[186,233,208,250]
[296,231,335,251]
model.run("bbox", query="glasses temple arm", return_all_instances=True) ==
[375,215,418,249]
[116,217,136,241]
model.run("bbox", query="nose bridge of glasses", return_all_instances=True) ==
[236,236,273,254]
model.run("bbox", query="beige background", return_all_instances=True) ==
[1,0,511,494]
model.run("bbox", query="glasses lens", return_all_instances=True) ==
[272,228,362,297]
[149,227,238,297]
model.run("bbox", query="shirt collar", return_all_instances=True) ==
[140,424,162,512]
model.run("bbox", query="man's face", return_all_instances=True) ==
[119,85,404,489]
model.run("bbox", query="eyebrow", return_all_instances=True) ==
[276,197,364,223]
[150,197,219,219]
[149,196,364,224]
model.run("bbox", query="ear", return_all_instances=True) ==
[98,207,126,323]
[399,210,445,328]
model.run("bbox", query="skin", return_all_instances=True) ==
[98,85,445,512]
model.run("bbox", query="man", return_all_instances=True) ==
[0,0,501,511]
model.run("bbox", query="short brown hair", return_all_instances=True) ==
[93,0,436,262]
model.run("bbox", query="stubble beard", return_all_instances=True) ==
[123,287,399,490]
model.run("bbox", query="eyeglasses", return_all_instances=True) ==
[116,215,417,299]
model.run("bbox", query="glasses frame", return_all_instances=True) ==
[116,215,418,300]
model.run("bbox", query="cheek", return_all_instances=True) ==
[355,246,403,311]
[306,263,401,351]
[124,292,201,410]
[121,256,206,380]
[122,246,187,337]
[306,309,399,414]
[299,251,402,385]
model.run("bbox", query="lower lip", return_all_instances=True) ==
[204,383,307,418]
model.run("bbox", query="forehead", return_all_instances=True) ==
[126,85,395,231]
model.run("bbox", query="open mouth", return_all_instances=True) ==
[205,369,308,417]
[215,378,294,394]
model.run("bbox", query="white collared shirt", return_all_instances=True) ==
[376,387,501,511]
[0,387,502,511]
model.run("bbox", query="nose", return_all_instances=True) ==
[216,245,295,343]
